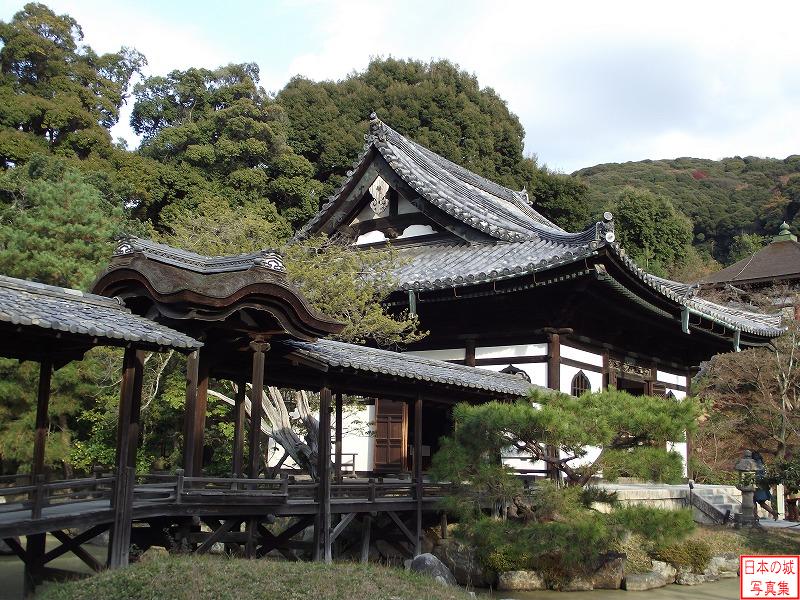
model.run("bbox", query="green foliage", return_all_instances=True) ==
[457,485,693,584]
[277,58,589,230]
[727,233,768,263]
[614,187,694,276]
[0,2,144,165]
[600,447,685,484]
[432,389,697,488]
[131,63,321,228]
[652,539,712,573]
[576,155,800,264]
[0,155,126,288]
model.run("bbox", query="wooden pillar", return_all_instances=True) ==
[360,514,371,563]
[645,365,657,396]
[685,369,694,480]
[546,333,561,480]
[183,350,200,476]
[32,359,52,479]
[108,347,145,569]
[465,339,476,367]
[414,393,423,556]
[335,392,343,482]
[248,340,268,479]
[25,359,52,597]
[601,350,610,389]
[191,359,210,476]
[232,377,246,478]
[317,384,332,563]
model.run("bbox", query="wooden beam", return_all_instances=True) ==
[335,392,343,482]
[414,393,423,556]
[546,333,561,481]
[330,512,356,544]
[108,346,145,570]
[386,511,416,547]
[191,358,210,476]
[465,339,476,367]
[183,350,200,476]
[360,514,371,563]
[32,359,52,480]
[51,530,103,572]
[248,340,269,478]
[43,525,108,565]
[318,385,332,563]
[232,377,246,478]
[195,519,238,555]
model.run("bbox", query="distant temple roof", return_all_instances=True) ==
[701,222,800,287]
[297,115,784,342]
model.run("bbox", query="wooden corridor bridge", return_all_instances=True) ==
[0,241,533,595]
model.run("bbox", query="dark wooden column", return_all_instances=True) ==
[645,365,657,396]
[334,392,343,482]
[232,377,246,478]
[183,350,200,476]
[465,339,476,367]
[31,359,52,479]
[248,340,268,478]
[317,384,332,563]
[25,359,52,596]
[191,359,210,476]
[685,369,695,480]
[108,347,145,569]
[545,333,561,480]
[414,393,423,556]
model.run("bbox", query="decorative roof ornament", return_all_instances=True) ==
[520,187,530,203]
[773,221,797,243]
[114,236,138,256]
[595,212,615,243]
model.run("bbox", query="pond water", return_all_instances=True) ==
[479,578,740,599]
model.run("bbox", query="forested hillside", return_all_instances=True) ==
[576,156,800,264]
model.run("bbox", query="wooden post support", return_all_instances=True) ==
[191,358,210,476]
[440,512,448,539]
[334,392,343,482]
[318,385,332,563]
[685,368,694,480]
[183,350,200,476]
[108,466,135,568]
[546,333,561,480]
[465,339,476,367]
[248,340,269,479]
[360,514,371,563]
[32,359,52,480]
[232,377,246,478]
[414,393,423,556]
[108,347,145,569]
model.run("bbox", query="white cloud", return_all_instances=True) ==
[3,0,798,170]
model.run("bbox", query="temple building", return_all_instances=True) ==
[297,114,784,475]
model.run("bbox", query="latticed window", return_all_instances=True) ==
[571,371,591,397]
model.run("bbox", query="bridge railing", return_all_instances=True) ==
[0,473,117,519]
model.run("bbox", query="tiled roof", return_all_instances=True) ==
[0,275,201,350]
[393,239,599,291]
[391,240,784,337]
[700,239,800,286]
[281,338,534,398]
[115,237,285,274]
[299,114,611,245]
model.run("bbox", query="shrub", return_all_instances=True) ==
[652,539,712,573]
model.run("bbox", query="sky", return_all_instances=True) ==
[2,0,799,173]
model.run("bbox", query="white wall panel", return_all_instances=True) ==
[475,343,547,359]
[560,344,604,367]
[406,348,465,361]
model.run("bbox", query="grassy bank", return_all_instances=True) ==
[39,555,473,600]
[620,524,800,573]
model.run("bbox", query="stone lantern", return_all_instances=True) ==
[734,450,760,528]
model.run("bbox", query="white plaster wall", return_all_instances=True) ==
[560,344,604,367]
[405,348,465,362]
[657,370,687,387]
[559,364,603,395]
[397,196,418,214]
[476,343,547,359]
[354,230,386,245]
